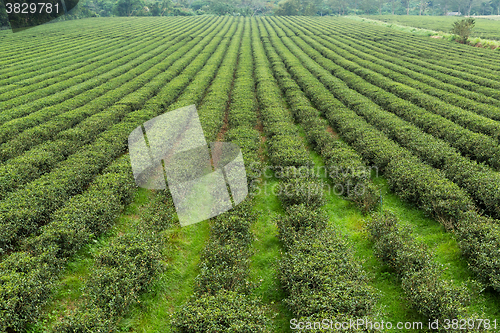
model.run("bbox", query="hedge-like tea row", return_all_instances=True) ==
[0,19,230,251]
[0,18,148,71]
[45,18,239,332]
[0,39,162,139]
[456,211,500,291]
[196,17,243,143]
[0,105,130,200]
[306,17,500,74]
[0,20,212,157]
[0,18,207,109]
[268,17,500,293]
[0,17,232,330]
[0,36,190,157]
[0,38,131,97]
[252,23,311,171]
[0,21,214,200]
[260,18,473,226]
[368,212,474,326]
[301,18,500,101]
[53,190,175,332]
[0,37,178,145]
[0,18,199,92]
[0,21,172,100]
[262,19,379,213]
[0,155,136,332]
[173,199,270,332]
[277,31,500,219]
[0,37,165,121]
[173,21,270,332]
[225,18,262,183]
[293,34,500,171]
[310,34,500,140]
[316,31,500,118]
[253,19,378,327]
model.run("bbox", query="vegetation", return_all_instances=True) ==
[366,15,500,40]
[451,17,475,42]
[1,16,500,332]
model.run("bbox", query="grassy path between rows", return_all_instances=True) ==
[32,188,154,330]
[119,219,210,332]
[32,140,500,333]
[296,121,500,328]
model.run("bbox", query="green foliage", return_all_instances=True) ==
[275,0,300,15]
[275,204,328,250]
[368,212,474,323]
[173,290,271,332]
[456,211,500,291]
[279,226,378,317]
[451,18,475,44]
[114,0,145,16]
[278,178,326,209]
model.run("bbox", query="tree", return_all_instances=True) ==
[0,2,10,27]
[451,18,475,44]
[274,0,300,15]
[114,0,144,15]
[439,0,449,15]
[419,0,429,13]
[401,0,410,13]
[491,0,500,14]
[376,0,386,14]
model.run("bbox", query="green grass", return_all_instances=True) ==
[249,178,293,332]
[118,220,210,332]
[31,188,153,330]
[358,15,500,41]
[307,149,427,327]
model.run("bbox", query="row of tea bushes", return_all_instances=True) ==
[173,20,270,332]
[293,34,500,171]
[368,212,479,330]
[290,29,500,219]
[0,19,230,251]
[0,31,205,199]
[267,17,500,294]
[0,24,200,162]
[301,18,500,101]
[53,190,176,331]
[53,18,240,332]
[253,19,379,329]
[262,18,379,213]
[0,155,135,332]
[317,31,500,119]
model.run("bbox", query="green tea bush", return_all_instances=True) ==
[280,227,378,317]
[173,290,270,333]
[52,307,113,333]
[275,204,328,250]
[368,212,473,323]
[278,177,325,209]
[456,211,500,291]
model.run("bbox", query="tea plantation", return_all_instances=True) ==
[0,16,499,332]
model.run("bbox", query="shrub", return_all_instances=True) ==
[173,290,270,333]
[451,18,475,44]
[456,211,500,291]
[275,204,328,250]
[277,178,325,209]
[280,227,377,317]
[368,211,473,323]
